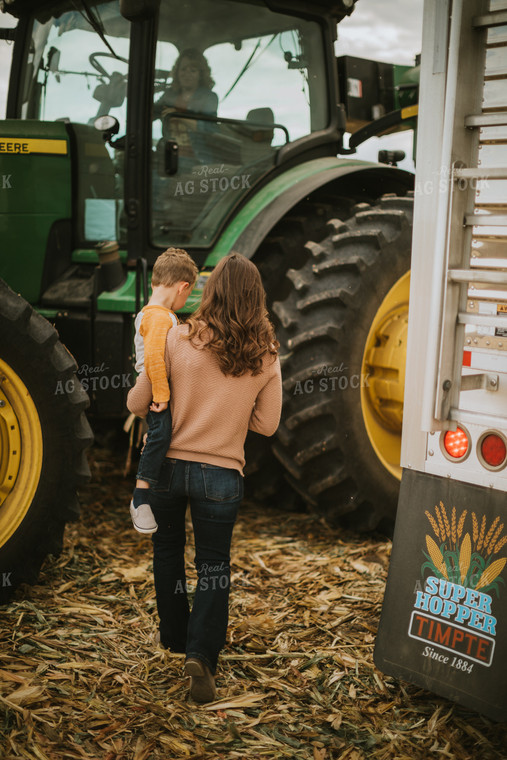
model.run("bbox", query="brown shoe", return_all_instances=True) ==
[185,657,216,703]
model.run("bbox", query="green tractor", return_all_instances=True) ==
[0,0,418,600]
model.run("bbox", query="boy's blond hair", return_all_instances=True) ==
[151,248,198,288]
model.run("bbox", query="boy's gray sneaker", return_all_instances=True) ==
[130,500,158,534]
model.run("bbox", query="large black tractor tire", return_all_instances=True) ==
[0,281,93,602]
[271,194,413,531]
[245,198,355,508]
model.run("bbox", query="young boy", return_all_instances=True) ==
[130,247,198,534]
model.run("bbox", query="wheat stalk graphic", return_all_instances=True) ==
[440,502,451,541]
[457,509,467,540]
[477,515,487,552]
[487,523,504,556]
[426,510,440,541]
[451,507,457,547]
[472,512,479,544]
[483,516,500,552]
[435,504,446,543]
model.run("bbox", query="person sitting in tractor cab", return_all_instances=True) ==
[153,48,218,165]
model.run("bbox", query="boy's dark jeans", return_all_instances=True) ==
[136,407,172,486]
[149,458,242,674]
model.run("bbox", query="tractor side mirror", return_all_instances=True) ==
[378,149,406,167]
[94,115,123,148]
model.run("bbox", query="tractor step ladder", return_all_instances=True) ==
[423,0,507,431]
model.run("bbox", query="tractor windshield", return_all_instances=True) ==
[151,0,328,248]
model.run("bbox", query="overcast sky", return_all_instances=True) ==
[0,0,424,164]
[337,0,423,65]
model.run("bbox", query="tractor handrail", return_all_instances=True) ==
[135,257,149,313]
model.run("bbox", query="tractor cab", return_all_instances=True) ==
[5,0,344,263]
[148,1,331,249]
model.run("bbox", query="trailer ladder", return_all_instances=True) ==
[423,0,507,433]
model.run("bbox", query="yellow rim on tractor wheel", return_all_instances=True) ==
[0,358,43,546]
[360,271,410,481]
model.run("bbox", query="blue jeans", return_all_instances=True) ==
[149,458,243,674]
[136,408,172,486]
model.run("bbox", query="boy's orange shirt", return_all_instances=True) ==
[139,305,178,403]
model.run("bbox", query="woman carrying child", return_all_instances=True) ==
[127,252,282,703]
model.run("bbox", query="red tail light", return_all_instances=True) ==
[443,427,470,460]
[479,433,507,469]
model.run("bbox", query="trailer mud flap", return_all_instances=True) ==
[375,469,507,722]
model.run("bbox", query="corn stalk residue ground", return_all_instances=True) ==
[1,429,506,759]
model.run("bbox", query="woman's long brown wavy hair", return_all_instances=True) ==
[171,48,215,92]
[185,253,279,376]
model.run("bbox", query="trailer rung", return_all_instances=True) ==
[484,71,507,81]
[487,40,507,50]
[471,257,507,269]
[474,203,507,212]
[465,214,507,226]
[466,112,507,127]
[449,269,507,284]
[458,312,507,328]
[454,167,507,179]
[473,10,507,28]
[450,408,507,430]
[473,234,507,243]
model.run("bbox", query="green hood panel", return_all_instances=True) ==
[0,121,71,303]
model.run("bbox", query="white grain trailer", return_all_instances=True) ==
[375,0,507,722]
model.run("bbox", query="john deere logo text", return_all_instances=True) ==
[0,138,67,155]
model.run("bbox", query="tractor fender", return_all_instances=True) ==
[204,158,414,264]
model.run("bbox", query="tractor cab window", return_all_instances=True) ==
[151,0,328,248]
[20,1,130,245]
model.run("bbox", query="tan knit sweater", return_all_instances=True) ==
[126,323,282,475]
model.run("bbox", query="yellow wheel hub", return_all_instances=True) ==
[0,359,43,547]
[360,271,410,481]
